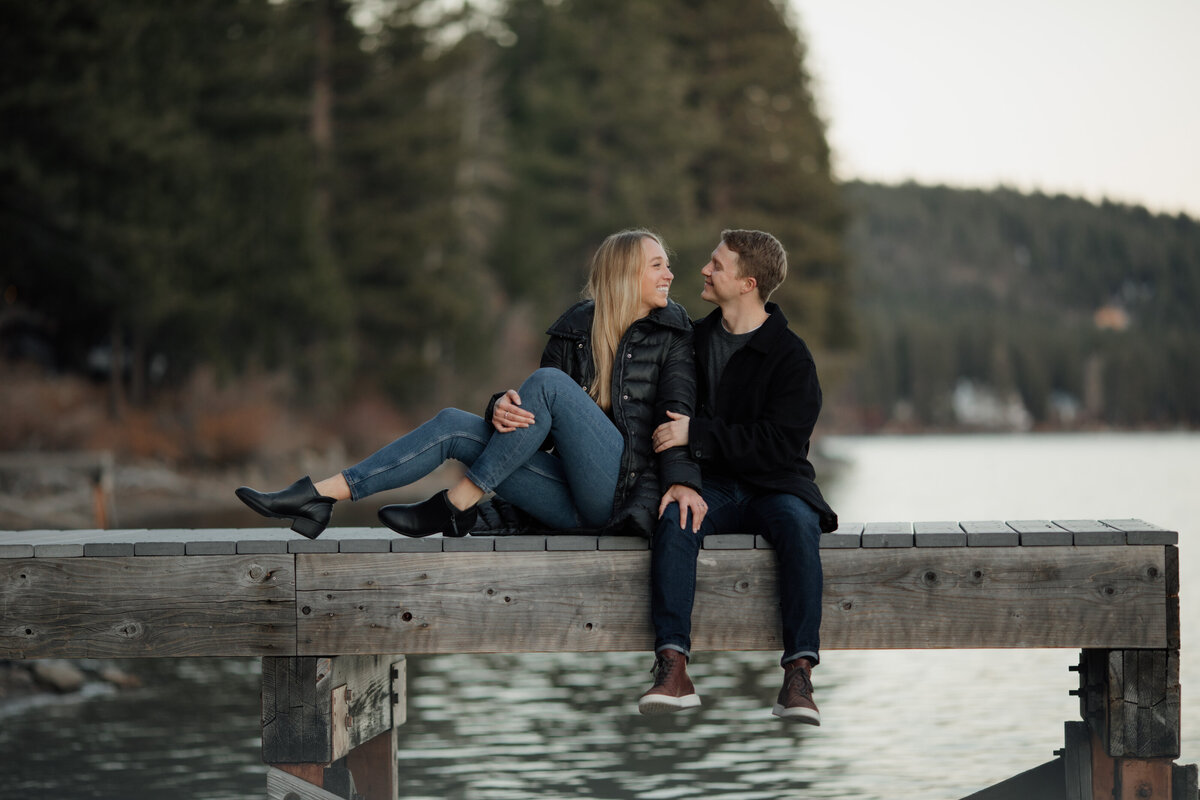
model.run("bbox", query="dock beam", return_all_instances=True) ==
[262,655,406,800]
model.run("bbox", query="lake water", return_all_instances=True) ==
[1,432,1196,799]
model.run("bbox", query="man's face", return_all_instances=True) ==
[700,241,746,305]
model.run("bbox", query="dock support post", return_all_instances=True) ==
[262,655,406,800]
[962,648,1192,800]
[1071,648,1186,799]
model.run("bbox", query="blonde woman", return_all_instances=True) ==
[236,230,707,539]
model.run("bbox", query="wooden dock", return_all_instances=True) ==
[0,519,1192,799]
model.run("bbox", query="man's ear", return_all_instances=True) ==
[741,276,758,297]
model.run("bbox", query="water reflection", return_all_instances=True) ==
[400,651,823,800]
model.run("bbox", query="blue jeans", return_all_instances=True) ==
[342,368,623,530]
[651,476,823,666]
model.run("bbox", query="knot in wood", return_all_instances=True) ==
[734,580,751,593]
[113,620,144,639]
[247,564,265,581]
[921,570,938,586]
[839,600,853,612]
[1145,565,1160,580]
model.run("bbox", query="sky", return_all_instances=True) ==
[788,0,1200,218]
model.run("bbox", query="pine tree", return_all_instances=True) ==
[493,0,701,308]
[667,0,851,349]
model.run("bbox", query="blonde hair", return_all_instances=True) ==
[583,229,663,411]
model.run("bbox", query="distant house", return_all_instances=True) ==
[1093,304,1131,331]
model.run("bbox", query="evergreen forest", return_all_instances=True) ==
[2,0,1197,458]
[840,182,1200,431]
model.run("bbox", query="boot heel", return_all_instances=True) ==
[290,517,325,539]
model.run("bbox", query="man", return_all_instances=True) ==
[639,229,837,724]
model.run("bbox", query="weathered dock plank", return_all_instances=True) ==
[914,521,967,547]
[1,555,295,658]
[293,545,1168,655]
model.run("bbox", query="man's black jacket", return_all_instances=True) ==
[688,303,838,532]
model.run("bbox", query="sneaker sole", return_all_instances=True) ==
[772,703,820,725]
[638,693,701,715]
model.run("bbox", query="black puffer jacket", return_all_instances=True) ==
[479,299,701,537]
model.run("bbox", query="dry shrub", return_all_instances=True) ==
[0,367,106,451]
[330,390,412,460]
[177,368,307,466]
[0,363,331,466]
[85,408,186,462]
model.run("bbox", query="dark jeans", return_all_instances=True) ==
[651,476,823,666]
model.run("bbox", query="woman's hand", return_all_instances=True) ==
[653,410,690,453]
[493,389,536,433]
[658,484,707,533]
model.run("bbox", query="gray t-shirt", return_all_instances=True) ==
[703,322,757,411]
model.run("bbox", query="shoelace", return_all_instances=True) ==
[650,656,677,687]
[784,664,813,698]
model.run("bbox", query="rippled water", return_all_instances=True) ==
[1,433,1196,799]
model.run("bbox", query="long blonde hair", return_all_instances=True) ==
[583,229,662,411]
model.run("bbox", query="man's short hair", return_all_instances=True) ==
[721,229,787,301]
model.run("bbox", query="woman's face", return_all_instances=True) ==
[638,237,673,316]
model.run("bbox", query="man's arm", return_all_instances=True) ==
[688,349,820,473]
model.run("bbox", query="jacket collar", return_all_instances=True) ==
[695,302,788,353]
[547,299,692,339]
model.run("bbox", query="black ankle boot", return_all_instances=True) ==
[377,490,478,538]
[234,476,335,539]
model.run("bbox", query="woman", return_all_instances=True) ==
[235,229,707,539]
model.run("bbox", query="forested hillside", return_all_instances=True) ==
[836,182,1200,430]
[3,0,1196,464]
[1,0,849,422]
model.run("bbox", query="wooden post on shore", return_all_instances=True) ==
[91,451,115,529]
[262,655,407,800]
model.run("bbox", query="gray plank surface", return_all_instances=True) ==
[862,521,914,548]
[820,522,863,549]
[495,535,546,552]
[597,536,648,551]
[1054,520,1126,546]
[914,521,967,547]
[391,536,443,552]
[1102,519,1179,545]
[546,536,598,551]
[961,521,1020,547]
[0,521,1179,553]
[1010,520,1073,546]
[703,534,755,550]
[442,536,494,552]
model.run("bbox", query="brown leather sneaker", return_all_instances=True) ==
[637,650,701,715]
[772,658,820,725]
